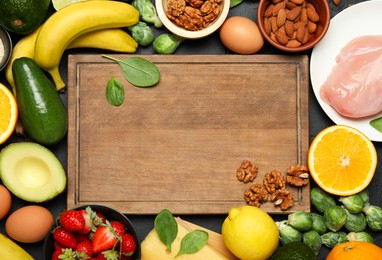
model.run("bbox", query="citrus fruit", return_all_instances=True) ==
[222,205,279,260]
[0,83,17,144]
[308,125,377,196]
[52,0,109,10]
[270,241,316,260]
[326,241,382,260]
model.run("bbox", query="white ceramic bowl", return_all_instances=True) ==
[0,24,12,71]
[156,0,230,39]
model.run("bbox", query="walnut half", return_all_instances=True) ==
[286,164,310,187]
[236,160,258,183]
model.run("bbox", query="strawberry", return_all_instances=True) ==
[78,209,92,234]
[96,212,107,224]
[96,250,119,260]
[92,225,117,253]
[51,249,62,260]
[59,209,85,232]
[53,227,77,249]
[75,233,89,244]
[110,221,125,237]
[121,233,136,256]
[76,239,93,258]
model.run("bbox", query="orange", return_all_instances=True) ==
[0,83,17,145]
[308,125,377,196]
[326,241,382,260]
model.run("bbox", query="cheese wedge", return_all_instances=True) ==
[141,218,232,260]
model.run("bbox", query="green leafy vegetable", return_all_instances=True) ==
[154,209,178,252]
[153,33,182,54]
[132,0,163,28]
[230,0,243,8]
[370,116,382,132]
[102,55,160,87]
[128,21,154,47]
[176,230,209,257]
[106,77,125,106]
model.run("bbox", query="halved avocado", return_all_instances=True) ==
[0,142,66,202]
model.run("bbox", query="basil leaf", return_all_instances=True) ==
[154,209,178,252]
[230,0,243,8]
[102,55,160,87]
[106,77,125,106]
[176,230,209,257]
[370,117,382,133]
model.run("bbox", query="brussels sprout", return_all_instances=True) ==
[321,231,348,248]
[310,213,327,235]
[153,33,182,54]
[343,208,367,232]
[346,231,374,243]
[362,204,382,231]
[310,187,336,213]
[276,220,302,245]
[303,230,322,255]
[323,205,347,232]
[359,189,370,204]
[128,21,154,46]
[132,0,163,28]
[338,193,366,213]
[287,211,313,231]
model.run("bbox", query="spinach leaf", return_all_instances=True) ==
[230,0,243,8]
[370,116,382,133]
[154,209,178,252]
[102,54,160,87]
[176,230,209,257]
[106,77,125,106]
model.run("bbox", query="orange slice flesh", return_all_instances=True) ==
[0,83,18,145]
[308,125,377,196]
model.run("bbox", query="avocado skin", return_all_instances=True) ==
[12,57,67,146]
[0,0,51,35]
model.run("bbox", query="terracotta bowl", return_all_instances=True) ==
[156,0,230,39]
[43,204,141,260]
[257,0,330,52]
[0,24,12,71]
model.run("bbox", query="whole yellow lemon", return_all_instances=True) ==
[222,206,279,260]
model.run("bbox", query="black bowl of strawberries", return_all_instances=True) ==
[44,204,141,260]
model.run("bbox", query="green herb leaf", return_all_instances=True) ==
[370,116,382,133]
[106,77,125,106]
[102,55,160,87]
[154,209,178,252]
[176,230,209,257]
[230,0,243,8]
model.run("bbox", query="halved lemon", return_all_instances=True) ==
[0,83,18,145]
[308,125,377,196]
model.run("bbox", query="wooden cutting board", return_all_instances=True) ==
[67,54,310,214]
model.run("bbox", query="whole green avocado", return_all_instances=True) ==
[0,0,51,35]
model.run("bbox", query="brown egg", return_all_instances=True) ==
[219,16,264,54]
[5,205,54,243]
[0,185,12,220]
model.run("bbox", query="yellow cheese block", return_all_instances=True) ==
[141,219,231,260]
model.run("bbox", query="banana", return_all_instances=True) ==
[34,0,139,91]
[6,27,138,93]
[0,233,34,260]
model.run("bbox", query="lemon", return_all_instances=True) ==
[222,206,279,260]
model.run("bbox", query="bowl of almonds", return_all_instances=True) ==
[257,0,330,52]
[156,0,230,39]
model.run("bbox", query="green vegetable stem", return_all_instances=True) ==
[128,21,154,47]
[132,0,163,28]
[153,33,182,54]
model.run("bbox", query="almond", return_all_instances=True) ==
[306,3,316,12]
[307,7,320,22]
[296,23,306,42]
[275,30,289,45]
[290,0,305,5]
[277,9,287,27]
[272,2,286,16]
[286,1,297,10]
[263,17,272,35]
[286,39,302,48]
[264,4,274,18]
[270,16,278,33]
[333,0,341,5]
[300,8,308,23]
[307,20,317,33]
[302,27,310,44]
[272,0,284,4]
[286,6,301,21]
[284,20,295,37]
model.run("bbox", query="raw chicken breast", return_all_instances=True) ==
[320,35,382,118]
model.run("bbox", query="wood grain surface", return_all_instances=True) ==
[67,54,310,214]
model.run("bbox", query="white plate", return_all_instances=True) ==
[310,0,382,142]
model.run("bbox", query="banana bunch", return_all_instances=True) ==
[7,0,140,92]
[0,233,34,260]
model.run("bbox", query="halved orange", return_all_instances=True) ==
[0,83,18,145]
[308,125,377,196]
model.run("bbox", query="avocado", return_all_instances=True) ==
[0,0,51,35]
[0,142,66,203]
[12,57,67,146]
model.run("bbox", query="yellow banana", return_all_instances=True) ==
[0,233,34,260]
[7,27,138,93]
[35,0,139,91]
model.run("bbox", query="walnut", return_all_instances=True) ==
[244,184,269,207]
[273,188,294,210]
[187,0,205,8]
[263,170,286,195]
[236,160,258,183]
[286,164,310,187]
[167,0,186,17]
